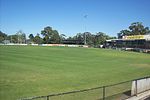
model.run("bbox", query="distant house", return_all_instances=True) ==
[3,40,10,44]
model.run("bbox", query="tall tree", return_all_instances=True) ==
[16,30,26,43]
[50,30,60,43]
[29,34,34,41]
[95,32,110,45]
[72,32,111,46]
[60,34,66,43]
[129,22,145,35]
[41,26,60,43]
[75,33,84,41]
[33,33,43,44]
[7,35,18,43]
[0,31,7,42]
[41,26,52,43]
[117,30,131,38]
[143,27,150,35]
[117,22,150,38]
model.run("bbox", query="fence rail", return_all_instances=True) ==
[20,76,150,100]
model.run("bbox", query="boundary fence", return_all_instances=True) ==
[20,76,150,100]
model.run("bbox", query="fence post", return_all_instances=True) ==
[103,86,105,100]
[47,96,49,100]
[135,80,137,96]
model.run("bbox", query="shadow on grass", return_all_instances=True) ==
[97,90,131,100]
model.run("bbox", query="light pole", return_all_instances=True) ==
[84,15,88,45]
[11,35,12,43]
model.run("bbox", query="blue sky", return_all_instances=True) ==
[0,0,150,37]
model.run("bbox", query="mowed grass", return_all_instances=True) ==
[0,46,150,100]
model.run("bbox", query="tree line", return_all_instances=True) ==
[0,26,115,47]
[117,22,150,38]
[28,26,116,47]
[0,30,26,44]
[0,22,149,47]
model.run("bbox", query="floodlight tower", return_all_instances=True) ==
[84,15,88,45]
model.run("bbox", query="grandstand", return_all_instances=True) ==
[105,35,150,52]
[62,39,84,44]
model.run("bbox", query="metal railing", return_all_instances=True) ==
[20,76,150,100]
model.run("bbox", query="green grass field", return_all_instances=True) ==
[0,46,150,100]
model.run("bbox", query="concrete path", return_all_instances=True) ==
[126,90,150,100]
